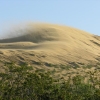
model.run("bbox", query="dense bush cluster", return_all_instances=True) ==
[0,63,100,100]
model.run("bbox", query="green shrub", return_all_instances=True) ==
[0,62,100,100]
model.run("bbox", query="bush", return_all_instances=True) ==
[0,62,100,100]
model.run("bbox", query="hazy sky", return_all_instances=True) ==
[0,0,100,37]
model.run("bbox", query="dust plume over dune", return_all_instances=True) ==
[0,23,100,66]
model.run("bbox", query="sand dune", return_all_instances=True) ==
[0,23,100,66]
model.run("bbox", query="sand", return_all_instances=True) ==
[0,23,100,67]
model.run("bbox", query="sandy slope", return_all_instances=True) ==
[0,23,100,66]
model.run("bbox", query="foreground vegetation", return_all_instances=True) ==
[0,63,100,100]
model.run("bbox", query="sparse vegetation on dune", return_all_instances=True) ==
[0,62,100,100]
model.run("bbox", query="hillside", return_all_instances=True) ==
[0,23,100,67]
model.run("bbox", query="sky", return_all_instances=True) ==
[0,0,100,38]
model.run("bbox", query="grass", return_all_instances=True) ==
[0,62,100,100]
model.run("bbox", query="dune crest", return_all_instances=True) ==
[0,23,100,66]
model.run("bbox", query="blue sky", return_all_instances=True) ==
[0,0,100,37]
